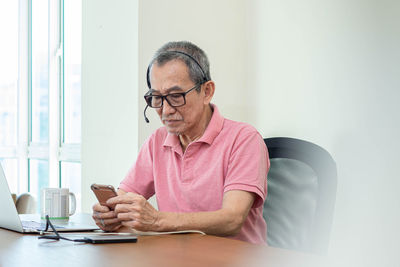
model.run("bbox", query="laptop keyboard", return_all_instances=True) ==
[22,220,65,230]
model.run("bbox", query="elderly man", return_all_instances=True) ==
[93,41,269,244]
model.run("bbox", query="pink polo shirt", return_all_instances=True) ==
[119,105,269,244]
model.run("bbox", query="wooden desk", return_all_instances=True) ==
[0,229,322,267]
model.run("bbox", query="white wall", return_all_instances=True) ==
[81,0,139,212]
[247,1,400,266]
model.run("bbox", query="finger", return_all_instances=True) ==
[93,203,111,213]
[95,221,104,230]
[103,223,122,232]
[94,216,120,228]
[110,224,122,232]
[95,219,107,230]
[117,212,138,221]
[102,217,120,225]
[107,193,144,205]
[121,220,140,229]
[114,203,143,213]
[93,210,118,220]
[97,222,120,232]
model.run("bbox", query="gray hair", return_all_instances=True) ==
[147,41,211,91]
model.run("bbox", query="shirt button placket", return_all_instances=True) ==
[182,147,194,183]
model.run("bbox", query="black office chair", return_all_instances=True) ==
[263,137,337,254]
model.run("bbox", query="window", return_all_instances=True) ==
[0,1,19,194]
[0,0,82,211]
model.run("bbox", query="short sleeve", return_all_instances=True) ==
[224,129,269,208]
[119,134,156,199]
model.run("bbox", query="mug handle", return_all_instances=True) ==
[69,192,76,216]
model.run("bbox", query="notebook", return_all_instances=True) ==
[0,164,99,233]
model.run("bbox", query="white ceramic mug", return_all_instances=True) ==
[41,188,76,220]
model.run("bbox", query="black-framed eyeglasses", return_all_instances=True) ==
[144,84,200,108]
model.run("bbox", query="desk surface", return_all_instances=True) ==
[0,228,323,267]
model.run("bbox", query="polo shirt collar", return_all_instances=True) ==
[163,104,224,149]
[197,104,224,145]
[163,131,181,151]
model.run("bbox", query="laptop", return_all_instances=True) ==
[0,164,99,233]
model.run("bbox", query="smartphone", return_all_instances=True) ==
[91,184,118,210]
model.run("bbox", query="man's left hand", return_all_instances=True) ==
[107,192,159,232]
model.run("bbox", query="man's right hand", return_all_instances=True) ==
[92,203,122,232]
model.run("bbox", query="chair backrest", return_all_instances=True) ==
[16,193,36,214]
[263,137,337,254]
